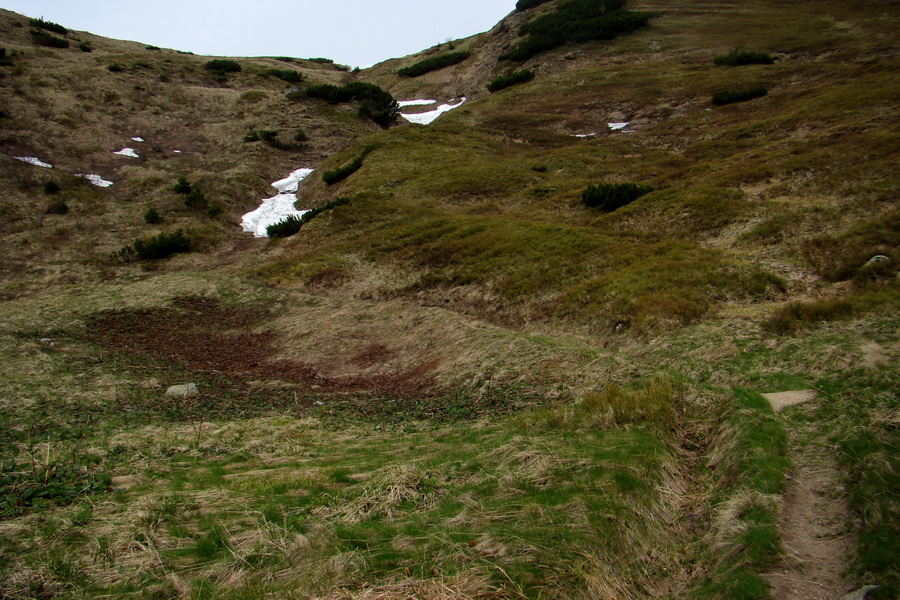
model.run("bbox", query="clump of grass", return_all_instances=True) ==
[801,209,899,281]
[714,49,775,66]
[397,51,471,77]
[582,182,653,212]
[106,64,124,72]
[763,297,855,334]
[0,48,14,66]
[500,0,651,62]
[487,69,536,92]
[712,87,768,105]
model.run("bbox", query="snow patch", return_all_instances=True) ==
[173,150,182,154]
[398,99,437,108]
[131,137,144,142]
[608,122,629,131]
[114,148,140,158]
[14,156,53,168]
[400,98,466,125]
[76,174,114,188]
[241,168,314,238]
[572,132,597,138]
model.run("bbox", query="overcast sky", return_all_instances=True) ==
[2,0,517,67]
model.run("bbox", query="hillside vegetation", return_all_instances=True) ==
[0,0,897,598]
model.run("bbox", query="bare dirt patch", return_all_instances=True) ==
[764,389,817,412]
[763,406,856,600]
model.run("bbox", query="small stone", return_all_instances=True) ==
[166,383,199,397]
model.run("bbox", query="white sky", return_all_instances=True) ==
[2,1,516,68]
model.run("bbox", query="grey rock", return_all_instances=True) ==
[841,585,880,600]
[862,255,890,269]
[166,383,199,398]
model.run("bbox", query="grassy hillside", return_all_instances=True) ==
[1,0,897,598]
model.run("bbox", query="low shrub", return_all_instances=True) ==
[306,82,398,125]
[79,42,92,53]
[204,59,241,73]
[184,187,207,210]
[500,0,649,62]
[29,30,70,49]
[323,155,364,185]
[582,182,653,212]
[107,64,124,72]
[397,51,471,77]
[43,181,60,194]
[46,199,69,215]
[712,87,768,105]
[28,17,68,35]
[0,48,12,66]
[266,68,302,83]
[714,49,775,66]
[126,229,191,260]
[172,176,192,195]
[266,197,351,238]
[144,206,162,224]
[487,69,536,92]
[293,129,308,142]
[516,0,555,10]
[308,57,334,64]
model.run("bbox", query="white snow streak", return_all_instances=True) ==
[398,99,437,108]
[76,174,114,188]
[241,168,314,238]
[114,148,140,158]
[608,122,629,131]
[399,98,466,125]
[14,156,53,168]
[131,137,144,142]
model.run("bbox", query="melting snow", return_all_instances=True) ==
[398,99,437,108]
[76,174,114,188]
[14,156,53,168]
[399,98,466,125]
[572,132,597,138]
[131,136,144,142]
[114,148,140,158]
[173,150,182,153]
[241,168,313,238]
[608,122,629,131]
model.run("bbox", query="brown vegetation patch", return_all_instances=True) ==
[83,296,436,399]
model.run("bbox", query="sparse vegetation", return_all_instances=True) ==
[397,51,472,77]
[712,86,769,105]
[714,49,776,66]
[45,198,69,215]
[582,182,653,211]
[42,181,60,195]
[29,29,70,49]
[488,69,536,92]
[500,0,650,62]
[28,17,68,35]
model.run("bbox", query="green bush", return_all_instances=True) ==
[43,181,60,194]
[0,48,12,66]
[293,129,308,142]
[500,0,648,62]
[107,64,124,72]
[266,68,302,83]
[29,30,70,49]
[266,197,350,238]
[306,82,398,126]
[397,51,471,77]
[204,59,241,73]
[714,49,775,66]
[129,229,191,260]
[712,87,768,105]
[172,176,192,195]
[582,182,653,212]
[308,57,334,64]
[184,187,207,210]
[28,17,68,35]
[487,69,536,92]
[143,206,162,224]
[79,42,92,53]
[323,156,364,185]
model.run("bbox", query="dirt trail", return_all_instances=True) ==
[763,402,856,600]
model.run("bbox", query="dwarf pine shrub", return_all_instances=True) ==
[43,181,60,194]
[204,59,241,73]
[712,87,768,105]
[28,18,68,35]
[0,48,12,66]
[501,0,648,62]
[487,69,536,92]
[173,176,192,194]
[130,229,191,260]
[714,49,775,66]
[79,42,92,52]
[46,199,69,215]
[516,0,555,10]
[306,82,398,126]
[266,68,302,83]
[397,51,471,77]
[266,197,350,238]
[29,30,70,49]
[582,182,653,212]
[144,206,162,224]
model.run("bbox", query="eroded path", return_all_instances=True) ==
[763,394,856,600]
